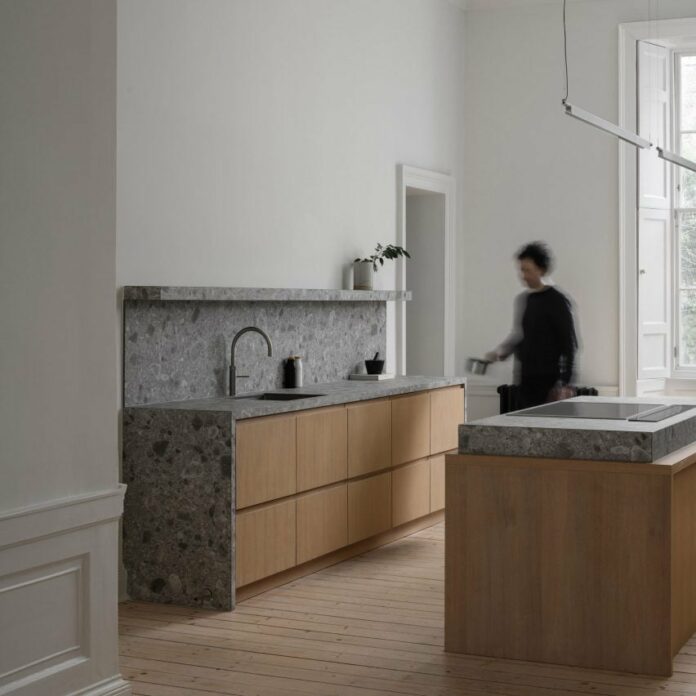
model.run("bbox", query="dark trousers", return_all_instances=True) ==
[518,374,558,410]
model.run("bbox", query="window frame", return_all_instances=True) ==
[672,50,696,377]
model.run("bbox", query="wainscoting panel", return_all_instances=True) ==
[0,486,130,696]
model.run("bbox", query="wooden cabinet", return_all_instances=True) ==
[392,459,430,527]
[297,484,348,564]
[429,454,445,512]
[236,413,296,509]
[236,499,296,587]
[430,386,464,455]
[391,392,430,466]
[297,406,347,492]
[347,399,391,477]
[348,471,391,544]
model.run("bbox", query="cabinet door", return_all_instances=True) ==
[347,399,391,477]
[392,459,431,527]
[236,413,296,509]
[430,386,464,455]
[236,499,296,587]
[297,484,348,564]
[348,471,391,544]
[391,392,430,466]
[430,454,445,512]
[297,406,347,492]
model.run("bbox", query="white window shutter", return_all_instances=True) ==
[637,40,672,381]
[638,208,671,379]
[638,41,670,209]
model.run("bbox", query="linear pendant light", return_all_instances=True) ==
[563,101,652,149]
[657,147,696,174]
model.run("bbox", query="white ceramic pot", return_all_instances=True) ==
[353,261,374,290]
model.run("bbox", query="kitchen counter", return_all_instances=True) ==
[130,375,467,418]
[459,395,696,462]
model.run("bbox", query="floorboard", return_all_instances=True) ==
[120,522,696,696]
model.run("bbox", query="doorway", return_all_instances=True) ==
[396,165,456,376]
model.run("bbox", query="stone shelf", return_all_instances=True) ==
[123,286,412,302]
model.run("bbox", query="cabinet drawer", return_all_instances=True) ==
[297,484,348,564]
[297,406,347,492]
[236,413,296,508]
[391,392,430,466]
[430,454,445,512]
[392,459,431,527]
[348,471,391,544]
[430,386,464,455]
[347,399,391,477]
[236,499,296,587]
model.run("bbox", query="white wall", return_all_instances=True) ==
[0,2,127,693]
[116,0,467,371]
[460,0,696,390]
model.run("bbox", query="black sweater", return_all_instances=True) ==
[504,287,577,384]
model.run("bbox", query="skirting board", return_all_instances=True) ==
[0,486,130,696]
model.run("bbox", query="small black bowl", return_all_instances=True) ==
[365,359,385,375]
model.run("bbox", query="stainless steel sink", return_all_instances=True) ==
[234,392,326,401]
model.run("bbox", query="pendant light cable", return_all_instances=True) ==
[563,0,569,102]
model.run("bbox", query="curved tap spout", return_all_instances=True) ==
[229,327,273,396]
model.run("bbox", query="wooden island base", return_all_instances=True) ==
[445,445,696,676]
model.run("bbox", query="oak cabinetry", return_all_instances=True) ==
[236,413,296,508]
[236,385,463,592]
[430,386,464,454]
[429,454,446,512]
[348,471,392,544]
[347,399,391,477]
[236,499,296,587]
[392,459,431,527]
[297,406,347,492]
[391,392,431,466]
[296,483,348,564]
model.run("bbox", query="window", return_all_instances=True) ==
[675,53,696,369]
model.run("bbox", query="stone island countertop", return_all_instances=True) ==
[458,395,696,463]
[127,375,467,419]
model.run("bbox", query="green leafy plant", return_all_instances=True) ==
[354,243,411,272]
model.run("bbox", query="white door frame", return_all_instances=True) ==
[396,164,456,376]
[619,18,696,396]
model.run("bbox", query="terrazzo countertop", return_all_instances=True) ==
[459,396,696,463]
[128,375,467,419]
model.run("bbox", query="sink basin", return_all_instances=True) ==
[235,392,326,401]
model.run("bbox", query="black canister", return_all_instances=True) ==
[282,357,296,388]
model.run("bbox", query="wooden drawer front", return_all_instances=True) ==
[348,471,391,544]
[297,484,348,564]
[236,414,296,509]
[236,499,296,587]
[430,386,464,455]
[347,399,391,477]
[392,459,431,527]
[429,454,445,512]
[391,392,431,466]
[297,407,347,492]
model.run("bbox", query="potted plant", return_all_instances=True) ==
[353,243,410,290]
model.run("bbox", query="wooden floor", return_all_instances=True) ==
[120,523,696,695]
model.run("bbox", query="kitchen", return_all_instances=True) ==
[5,1,696,696]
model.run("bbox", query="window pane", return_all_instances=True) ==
[681,211,696,286]
[680,133,696,208]
[680,289,696,366]
[681,55,696,131]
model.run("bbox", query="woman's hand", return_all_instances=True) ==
[484,351,499,363]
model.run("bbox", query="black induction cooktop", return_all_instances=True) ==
[509,401,696,422]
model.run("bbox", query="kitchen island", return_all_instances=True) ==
[446,396,696,676]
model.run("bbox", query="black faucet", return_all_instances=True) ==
[229,326,273,396]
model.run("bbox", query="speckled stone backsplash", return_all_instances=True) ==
[124,300,386,406]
